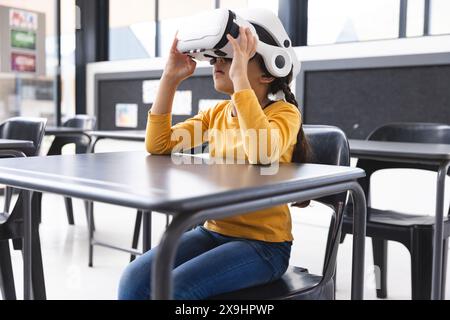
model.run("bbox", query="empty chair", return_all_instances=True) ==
[0,117,47,300]
[0,117,46,156]
[47,115,96,225]
[341,122,450,300]
[209,125,351,299]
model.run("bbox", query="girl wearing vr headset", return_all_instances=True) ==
[119,10,310,300]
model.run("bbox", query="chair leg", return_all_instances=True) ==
[12,238,22,251]
[22,229,46,300]
[441,238,448,300]
[339,231,346,244]
[130,210,143,262]
[372,238,388,299]
[0,240,16,300]
[31,191,46,299]
[64,197,75,225]
[410,229,433,300]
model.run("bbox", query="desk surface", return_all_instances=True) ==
[0,139,34,149]
[0,151,364,213]
[349,139,450,161]
[45,127,89,135]
[89,130,146,141]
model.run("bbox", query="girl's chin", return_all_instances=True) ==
[213,83,233,95]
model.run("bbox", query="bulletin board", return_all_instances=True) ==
[95,69,228,130]
[296,53,450,139]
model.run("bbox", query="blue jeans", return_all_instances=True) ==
[118,226,291,300]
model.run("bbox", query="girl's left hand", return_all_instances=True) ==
[226,27,257,84]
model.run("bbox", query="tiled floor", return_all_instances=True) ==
[2,139,450,300]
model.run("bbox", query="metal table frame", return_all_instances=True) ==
[85,130,148,265]
[152,180,367,300]
[0,152,366,300]
[87,130,145,153]
[349,139,450,300]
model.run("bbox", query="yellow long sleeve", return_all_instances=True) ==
[232,89,301,164]
[145,110,210,154]
[144,89,302,242]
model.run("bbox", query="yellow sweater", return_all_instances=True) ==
[146,89,301,242]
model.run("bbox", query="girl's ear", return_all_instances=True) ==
[260,74,275,84]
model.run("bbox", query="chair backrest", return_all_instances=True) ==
[292,124,350,283]
[47,115,96,155]
[293,125,350,208]
[0,117,47,156]
[62,114,96,130]
[368,122,450,144]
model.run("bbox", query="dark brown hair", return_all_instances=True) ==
[251,23,311,163]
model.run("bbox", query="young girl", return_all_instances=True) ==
[118,13,309,300]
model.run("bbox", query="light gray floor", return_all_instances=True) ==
[2,139,450,300]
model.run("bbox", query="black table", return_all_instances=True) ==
[88,130,145,152]
[45,126,92,140]
[349,139,450,300]
[0,151,367,300]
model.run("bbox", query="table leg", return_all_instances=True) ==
[87,201,95,267]
[23,189,33,300]
[3,186,12,213]
[349,181,367,300]
[142,211,152,252]
[431,161,450,300]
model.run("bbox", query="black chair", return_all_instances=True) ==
[0,117,47,300]
[209,125,351,299]
[47,115,96,226]
[341,122,450,300]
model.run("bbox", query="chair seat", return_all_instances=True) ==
[345,207,449,227]
[209,266,333,300]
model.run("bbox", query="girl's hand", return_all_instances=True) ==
[226,27,257,86]
[162,34,197,85]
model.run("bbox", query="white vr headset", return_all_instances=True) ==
[176,8,300,80]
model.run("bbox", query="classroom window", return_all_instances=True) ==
[159,0,213,57]
[406,0,425,37]
[220,0,278,13]
[109,0,156,60]
[308,0,401,45]
[60,0,76,120]
[0,0,61,125]
[429,0,450,35]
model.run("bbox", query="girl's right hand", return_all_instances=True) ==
[162,34,197,85]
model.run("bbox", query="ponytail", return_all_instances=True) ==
[260,57,311,164]
[279,82,311,163]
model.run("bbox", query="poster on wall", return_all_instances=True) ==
[9,8,38,30]
[11,52,36,72]
[11,29,36,50]
[115,103,138,128]
[172,90,192,115]
[142,80,160,104]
